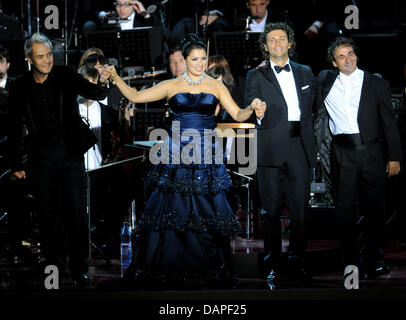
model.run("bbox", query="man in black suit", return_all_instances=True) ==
[314,36,402,279]
[168,0,233,47]
[82,0,158,34]
[8,33,109,286]
[245,22,316,288]
[0,44,12,113]
[114,0,158,29]
[244,0,291,32]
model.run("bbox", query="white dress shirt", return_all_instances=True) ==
[79,101,103,170]
[120,12,135,30]
[324,68,364,135]
[0,76,7,88]
[270,59,301,121]
[249,10,268,32]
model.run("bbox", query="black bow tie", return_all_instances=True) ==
[274,64,291,73]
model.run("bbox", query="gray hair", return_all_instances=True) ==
[24,33,53,58]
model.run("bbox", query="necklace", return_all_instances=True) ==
[182,72,206,86]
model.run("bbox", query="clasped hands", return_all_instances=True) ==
[250,98,266,119]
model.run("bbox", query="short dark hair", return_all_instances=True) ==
[169,45,182,57]
[259,22,296,59]
[181,34,206,59]
[0,44,9,61]
[327,36,358,63]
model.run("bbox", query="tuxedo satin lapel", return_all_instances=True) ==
[259,61,284,98]
[357,71,370,122]
[322,70,338,100]
[290,62,303,110]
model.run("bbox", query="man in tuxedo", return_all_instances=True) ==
[0,44,12,113]
[114,0,158,30]
[168,0,233,47]
[82,0,158,34]
[245,22,316,288]
[244,0,291,32]
[314,36,402,278]
[8,33,110,286]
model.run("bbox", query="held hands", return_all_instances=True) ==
[99,64,111,84]
[13,171,26,179]
[387,161,401,177]
[106,65,119,83]
[250,98,266,119]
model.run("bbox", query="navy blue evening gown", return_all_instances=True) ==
[126,92,241,289]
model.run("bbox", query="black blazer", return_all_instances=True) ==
[245,60,316,168]
[314,69,403,162]
[7,66,109,172]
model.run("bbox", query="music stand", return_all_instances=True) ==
[86,27,163,68]
[213,31,262,76]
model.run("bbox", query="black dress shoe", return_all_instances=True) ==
[73,273,91,288]
[366,265,390,279]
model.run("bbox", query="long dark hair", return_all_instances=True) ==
[181,33,207,59]
[207,65,235,92]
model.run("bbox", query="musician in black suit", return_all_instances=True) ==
[243,0,291,33]
[7,33,109,286]
[82,0,159,34]
[245,22,316,287]
[168,0,233,47]
[314,36,402,278]
[0,44,12,117]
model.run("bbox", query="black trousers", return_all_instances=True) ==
[257,136,310,272]
[331,140,387,269]
[29,145,88,277]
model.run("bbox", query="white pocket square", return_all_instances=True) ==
[301,85,309,90]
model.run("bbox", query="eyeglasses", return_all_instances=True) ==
[114,2,132,8]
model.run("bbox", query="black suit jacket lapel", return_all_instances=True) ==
[259,60,284,98]
[357,71,370,123]
[290,61,303,110]
[322,70,338,101]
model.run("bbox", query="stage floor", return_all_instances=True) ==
[2,237,406,292]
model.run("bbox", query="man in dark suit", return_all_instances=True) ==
[8,33,109,286]
[314,36,402,279]
[82,0,158,34]
[245,22,316,288]
[114,0,158,29]
[168,0,233,47]
[244,0,291,32]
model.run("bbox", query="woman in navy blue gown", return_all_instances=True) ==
[107,34,266,289]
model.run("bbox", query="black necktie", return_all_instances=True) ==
[274,64,291,73]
